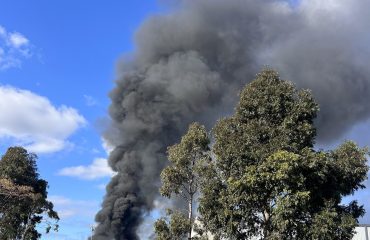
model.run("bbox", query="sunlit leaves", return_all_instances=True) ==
[0,147,59,239]
[198,69,369,240]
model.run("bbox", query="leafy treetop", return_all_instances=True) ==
[0,147,59,240]
[198,69,369,240]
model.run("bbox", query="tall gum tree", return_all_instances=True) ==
[154,123,210,240]
[198,69,369,240]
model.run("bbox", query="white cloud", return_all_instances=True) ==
[0,86,86,153]
[9,32,29,48]
[101,137,114,155]
[58,209,76,219]
[0,25,32,70]
[83,94,98,107]
[49,195,74,205]
[58,158,114,180]
[48,195,99,219]
[44,196,98,239]
[97,183,106,190]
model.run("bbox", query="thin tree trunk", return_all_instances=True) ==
[188,192,193,240]
[263,209,270,239]
[188,157,196,240]
[20,213,32,240]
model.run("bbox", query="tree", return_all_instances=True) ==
[0,178,34,200]
[198,69,369,239]
[0,147,59,239]
[155,209,192,240]
[0,178,34,213]
[154,123,210,240]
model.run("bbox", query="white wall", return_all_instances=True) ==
[192,222,369,240]
[353,226,370,240]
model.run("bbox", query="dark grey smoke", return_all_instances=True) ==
[93,0,370,239]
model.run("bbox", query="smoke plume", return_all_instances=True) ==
[93,0,370,239]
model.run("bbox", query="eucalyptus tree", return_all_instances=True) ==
[155,123,210,240]
[0,147,59,239]
[198,69,369,240]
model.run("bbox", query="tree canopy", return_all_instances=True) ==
[0,146,59,239]
[198,69,369,240]
[154,69,368,239]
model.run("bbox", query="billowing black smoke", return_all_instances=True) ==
[93,0,370,239]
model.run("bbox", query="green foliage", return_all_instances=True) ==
[154,210,191,240]
[154,69,368,239]
[0,147,59,239]
[156,123,210,239]
[197,69,369,240]
[160,122,210,199]
[0,178,34,203]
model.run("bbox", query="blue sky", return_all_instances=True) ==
[0,1,164,239]
[0,1,369,239]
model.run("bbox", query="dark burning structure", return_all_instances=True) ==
[93,1,370,239]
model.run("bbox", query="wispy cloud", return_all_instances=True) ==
[48,195,99,219]
[8,32,29,48]
[0,85,86,153]
[43,196,98,239]
[58,158,114,180]
[0,25,32,70]
[101,137,114,155]
[83,94,98,107]
[97,183,106,190]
